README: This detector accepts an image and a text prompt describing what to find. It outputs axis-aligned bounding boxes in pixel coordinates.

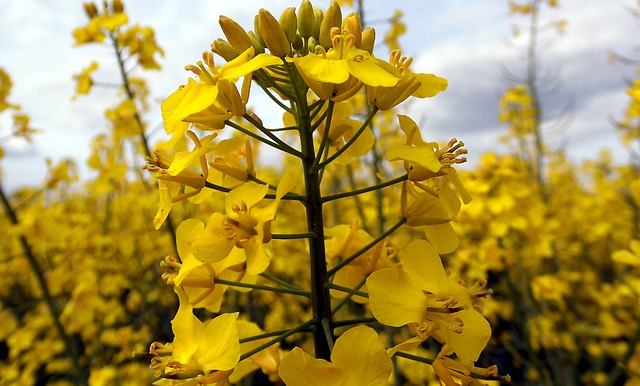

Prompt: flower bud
[319,2,341,49]
[112,0,124,13]
[279,7,298,44]
[361,27,375,54]
[219,16,253,53]
[313,9,323,41]
[342,13,362,49]
[298,0,314,40]
[258,8,291,57]
[253,15,266,47]
[292,34,304,51]
[211,38,239,62]
[247,31,265,53]
[83,2,98,18]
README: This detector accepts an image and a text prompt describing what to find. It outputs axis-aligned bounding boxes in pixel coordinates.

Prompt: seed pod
[298,0,314,39]
[319,2,341,49]
[279,7,298,44]
[219,16,253,53]
[258,8,291,57]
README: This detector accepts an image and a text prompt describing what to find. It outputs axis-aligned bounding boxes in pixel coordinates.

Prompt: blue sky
[0,0,637,190]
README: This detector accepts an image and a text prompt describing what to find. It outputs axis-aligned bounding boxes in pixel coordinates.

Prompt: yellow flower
[161,47,283,148]
[367,239,491,363]
[191,172,297,274]
[162,219,247,312]
[144,131,217,229]
[324,222,391,303]
[293,27,400,101]
[368,50,448,110]
[72,61,99,99]
[153,287,240,384]
[278,325,393,386]
[229,320,284,384]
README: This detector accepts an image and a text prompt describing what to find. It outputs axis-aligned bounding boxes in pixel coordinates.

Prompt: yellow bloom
[293,27,400,101]
[229,320,284,384]
[367,239,491,363]
[324,222,391,303]
[368,50,448,110]
[278,325,392,386]
[72,61,99,99]
[144,131,216,229]
[191,172,297,274]
[152,287,240,384]
[162,219,247,312]
[161,47,283,148]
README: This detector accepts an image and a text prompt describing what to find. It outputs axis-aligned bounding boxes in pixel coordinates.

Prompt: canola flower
[141,2,506,385]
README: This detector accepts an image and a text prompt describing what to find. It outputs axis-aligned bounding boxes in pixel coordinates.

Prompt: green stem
[214,278,310,298]
[0,184,87,385]
[331,277,366,315]
[312,100,335,170]
[327,217,406,277]
[243,113,304,158]
[225,120,289,153]
[322,173,408,203]
[259,273,304,291]
[287,60,334,361]
[333,317,377,328]
[319,106,379,169]
[326,283,369,298]
[239,328,292,344]
[204,180,306,202]
[239,319,316,361]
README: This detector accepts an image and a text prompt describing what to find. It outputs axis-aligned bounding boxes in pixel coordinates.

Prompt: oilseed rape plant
[142,1,505,384]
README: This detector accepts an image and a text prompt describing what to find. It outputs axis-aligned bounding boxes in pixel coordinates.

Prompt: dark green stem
[333,317,377,328]
[323,174,408,203]
[327,217,406,277]
[214,278,310,298]
[287,60,334,361]
[319,106,379,169]
[239,319,315,361]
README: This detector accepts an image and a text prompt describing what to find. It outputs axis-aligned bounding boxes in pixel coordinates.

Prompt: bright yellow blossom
[191,172,296,274]
[151,287,240,384]
[278,325,393,386]
[367,239,491,363]
[293,26,400,101]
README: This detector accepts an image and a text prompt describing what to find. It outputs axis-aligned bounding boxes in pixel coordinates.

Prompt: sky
[0,0,638,191]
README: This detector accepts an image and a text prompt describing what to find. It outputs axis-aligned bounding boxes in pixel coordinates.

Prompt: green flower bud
[313,9,323,42]
[253,15,266,48]
[319,2,341,49]
[361,27,375,54]
[279,7,298,44]
[258,8,291,57]
[247,31,265,54]
[219,16,253,53]
[211,38,239,61]
[298,0,315,39]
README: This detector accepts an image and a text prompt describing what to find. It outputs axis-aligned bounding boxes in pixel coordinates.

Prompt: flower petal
[367,265,426,327]
[400,240,450,296]
[196,312,241,372]
[331,326,393,386]
[279,347,343,386]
